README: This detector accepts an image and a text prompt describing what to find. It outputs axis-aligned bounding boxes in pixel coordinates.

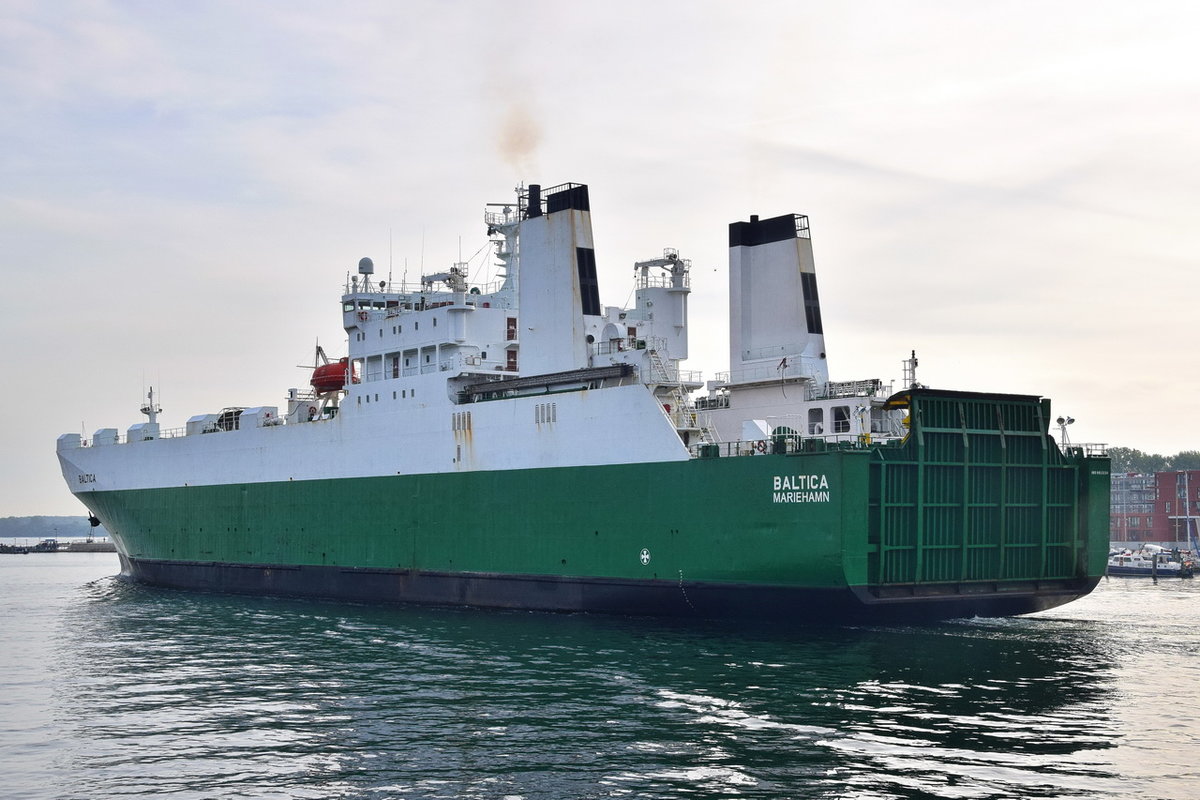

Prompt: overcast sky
[4,1,1198,517]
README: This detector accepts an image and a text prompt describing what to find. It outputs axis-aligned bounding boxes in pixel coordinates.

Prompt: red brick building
[1151,469,1200,546]
[1113,469,1200,547]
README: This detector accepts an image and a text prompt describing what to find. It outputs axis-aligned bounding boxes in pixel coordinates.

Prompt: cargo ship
[57,181,1110,622]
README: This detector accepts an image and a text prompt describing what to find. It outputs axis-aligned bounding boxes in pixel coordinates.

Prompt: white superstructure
[58,182,909,496]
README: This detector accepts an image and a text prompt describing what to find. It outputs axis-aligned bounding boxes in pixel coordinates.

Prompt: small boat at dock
[1107,546,1195,578]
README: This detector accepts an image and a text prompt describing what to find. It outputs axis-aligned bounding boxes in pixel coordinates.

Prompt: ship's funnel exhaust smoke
[498,103,541,175]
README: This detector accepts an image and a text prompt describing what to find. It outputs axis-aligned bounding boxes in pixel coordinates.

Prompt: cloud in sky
[3,1,1199,515]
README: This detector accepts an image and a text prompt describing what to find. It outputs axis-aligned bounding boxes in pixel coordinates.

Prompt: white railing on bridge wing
[635,274,690,290]
[591,338,641,355]
[714,363,813,385]
[345,286,507,318]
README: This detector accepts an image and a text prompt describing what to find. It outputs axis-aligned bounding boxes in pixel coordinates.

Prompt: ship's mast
[140,386,161,425]
[903,350,919,389]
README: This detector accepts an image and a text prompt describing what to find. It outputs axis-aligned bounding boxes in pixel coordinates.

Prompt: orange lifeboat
[311,358,353,393]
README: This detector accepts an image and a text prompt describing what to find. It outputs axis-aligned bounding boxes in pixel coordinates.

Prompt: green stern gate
[865,389,1109,598]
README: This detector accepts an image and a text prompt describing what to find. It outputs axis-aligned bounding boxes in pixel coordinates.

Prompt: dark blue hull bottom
[121,556,1101,624]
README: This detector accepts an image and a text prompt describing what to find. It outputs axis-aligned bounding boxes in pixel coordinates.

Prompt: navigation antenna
[903,350,920,389]
[140,386,162,425]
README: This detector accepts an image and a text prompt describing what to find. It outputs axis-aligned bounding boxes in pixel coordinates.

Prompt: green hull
[80,390,1110,621]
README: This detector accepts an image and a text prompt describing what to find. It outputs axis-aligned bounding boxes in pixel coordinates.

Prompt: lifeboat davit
[311,358,351,394]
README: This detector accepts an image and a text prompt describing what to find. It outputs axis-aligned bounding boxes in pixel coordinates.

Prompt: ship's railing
[814,379,888,399]
[764,408,905,440]
[485,208,520,228]
[346,288,508,321]
[591,336,697,380]
[361,354,510,382]
[689,433,888,459]
[591,337,643,355]
[69,425,190,448]
[1062,442,1108,457]
[693,394,730,411]
[635,274,690,290]
[664,405,707,431]
[714,362,818,386]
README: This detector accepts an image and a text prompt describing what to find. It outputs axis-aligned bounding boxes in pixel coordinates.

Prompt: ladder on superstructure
[647,347,716,444]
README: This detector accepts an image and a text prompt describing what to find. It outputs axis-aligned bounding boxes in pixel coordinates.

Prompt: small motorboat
[1108,546,1195,578]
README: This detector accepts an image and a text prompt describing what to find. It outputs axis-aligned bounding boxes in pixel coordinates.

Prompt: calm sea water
[2,553,1198,800]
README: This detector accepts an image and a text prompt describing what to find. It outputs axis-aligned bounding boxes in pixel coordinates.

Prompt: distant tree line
[1107,448,1200,474]
[0,515,107,540]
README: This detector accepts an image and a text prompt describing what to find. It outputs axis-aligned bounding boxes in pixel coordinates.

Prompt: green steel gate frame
[867,390,1104,589]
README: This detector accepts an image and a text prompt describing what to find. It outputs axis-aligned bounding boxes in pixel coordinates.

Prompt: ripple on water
[0,560,1193,798]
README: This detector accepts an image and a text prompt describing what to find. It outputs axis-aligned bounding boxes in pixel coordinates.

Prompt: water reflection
[42,578,1146,799]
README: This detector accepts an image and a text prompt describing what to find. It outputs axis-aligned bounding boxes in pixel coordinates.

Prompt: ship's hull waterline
[119,557,1100,623]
